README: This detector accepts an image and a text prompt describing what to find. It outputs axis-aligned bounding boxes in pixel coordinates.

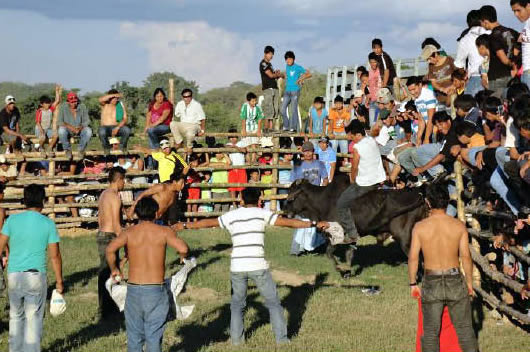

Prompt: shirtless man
[98,89,131,154]
[106,197,189,352]
[408,183,477,352]
[127,173,186,225]
[97,166,126,319]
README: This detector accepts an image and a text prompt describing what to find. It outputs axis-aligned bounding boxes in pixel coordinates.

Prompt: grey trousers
[336,183,378,239]
[262,88,280,120]
[421,274,478,352]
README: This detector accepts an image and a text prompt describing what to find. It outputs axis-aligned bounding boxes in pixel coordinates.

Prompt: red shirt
[149,101,173,126]
[35,106,55,123]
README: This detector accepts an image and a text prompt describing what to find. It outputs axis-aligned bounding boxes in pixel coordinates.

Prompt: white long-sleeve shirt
[174,99,206,124]
[454,26,491,76]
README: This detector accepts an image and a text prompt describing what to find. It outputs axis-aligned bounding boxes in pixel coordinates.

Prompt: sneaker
[342,236,358,245]
[289,129,296,133]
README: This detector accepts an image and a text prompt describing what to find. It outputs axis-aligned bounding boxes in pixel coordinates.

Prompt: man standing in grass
[0,184,64,352]
[408,184,477,352]
[106,197,189,352]
[97,166,126,320]
[173,188,328,346]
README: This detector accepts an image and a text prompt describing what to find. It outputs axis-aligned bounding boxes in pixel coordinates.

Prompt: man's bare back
[99,188,122,234]
[128,183,178,220]
[413,213,467,271]
[101,104,117,127]
[112,222,188,284]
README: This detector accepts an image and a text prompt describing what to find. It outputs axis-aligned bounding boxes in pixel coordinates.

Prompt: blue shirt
[2,211,60,273]
[290,160,328,186]
[310,107,328,134]
[285,63,306,92]
[316,147,336,177]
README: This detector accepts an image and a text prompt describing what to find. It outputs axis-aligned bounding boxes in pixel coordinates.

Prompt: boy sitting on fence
[35,85,61,153]
[226,128,247,209]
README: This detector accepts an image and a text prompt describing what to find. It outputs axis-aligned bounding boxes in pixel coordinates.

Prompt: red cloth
[228,168,247,192]
[148,101,173,126]
[415,299,462,352]
[187,174,201,200]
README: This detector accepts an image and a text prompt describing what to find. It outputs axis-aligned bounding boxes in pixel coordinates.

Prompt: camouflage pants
[262,88,280,120]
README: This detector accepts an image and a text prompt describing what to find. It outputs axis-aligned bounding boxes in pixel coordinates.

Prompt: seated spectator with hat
[0,155,17,183]
[315,137,337,182]
[58,91,93,159]
[0,95,29,153]
[98,89,131,154]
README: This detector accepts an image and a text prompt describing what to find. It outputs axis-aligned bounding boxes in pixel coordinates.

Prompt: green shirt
[240,103,264,133]
[2,211,60,273]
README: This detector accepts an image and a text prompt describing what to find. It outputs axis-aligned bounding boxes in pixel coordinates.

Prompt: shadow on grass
[346,241,406,277]
[43,316,125,352]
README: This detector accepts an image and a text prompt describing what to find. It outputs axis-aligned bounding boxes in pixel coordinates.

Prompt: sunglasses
[182,95,192,98]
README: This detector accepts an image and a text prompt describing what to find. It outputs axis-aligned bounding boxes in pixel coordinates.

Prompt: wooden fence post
[270,136,280,212]
[454,161,465,222]
[169,78,175,106]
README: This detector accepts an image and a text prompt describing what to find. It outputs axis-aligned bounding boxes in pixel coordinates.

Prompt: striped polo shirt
[218,207,278,272]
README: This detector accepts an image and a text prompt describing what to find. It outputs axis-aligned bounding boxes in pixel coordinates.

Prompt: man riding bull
[337,120,386,245]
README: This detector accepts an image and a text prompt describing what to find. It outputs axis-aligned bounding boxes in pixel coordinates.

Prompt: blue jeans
[413,143,444,177]
[281,91,300,131]
[495,147,510,171]
[58,126,93,151]
[125,284,169,352]
[467,146,487,167]
[8,271,47,352]
[146,125,171,149]
[99,125,131,151]
[490,166,520,215]
[34,126,54,139]
[522,71,530,88]
[397,147,417,174]
[464,75,482,97]
[369,102,379,127]
[230,270,288,345]
[331,132,349,154]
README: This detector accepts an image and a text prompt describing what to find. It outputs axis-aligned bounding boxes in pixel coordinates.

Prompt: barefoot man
[106,197,189,352]
[127,173,186,225]
[408,183,478,352]
[97,166,126,320]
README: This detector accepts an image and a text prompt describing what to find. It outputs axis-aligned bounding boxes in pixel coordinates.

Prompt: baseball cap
[4,95,15,105]
[66,92,78,101]
[301,141,314,152]
[353,90,363,99]
[421,45,438,61]
[159,139,171,149]
[318,136,330,144]
[109,137,120,145]
[0,155,8,164]
[377,88,393,104]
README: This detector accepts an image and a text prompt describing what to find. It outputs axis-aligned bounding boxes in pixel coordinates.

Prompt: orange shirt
[328,109,351,133]
[469,133,485,148]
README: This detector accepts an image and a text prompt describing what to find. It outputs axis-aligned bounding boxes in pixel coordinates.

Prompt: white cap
[0,155,7,164]
[4,95,15,105]
[159,139,171,149]
[353,90,363,99]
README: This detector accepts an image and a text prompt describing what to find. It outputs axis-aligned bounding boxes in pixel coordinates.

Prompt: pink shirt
[368,68,382,103]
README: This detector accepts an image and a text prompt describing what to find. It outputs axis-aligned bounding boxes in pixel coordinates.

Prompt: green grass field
[0,228,528,352]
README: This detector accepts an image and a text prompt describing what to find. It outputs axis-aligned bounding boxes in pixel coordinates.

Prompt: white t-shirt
[454,26,490,76]
[0,165,17,178]
[218,207,278,272]
[353,136,386,187]
[375,125,395,146]
[504,116,520,148]
[522,19,530,71]
[174,99,206,124]
[226,141,246,166]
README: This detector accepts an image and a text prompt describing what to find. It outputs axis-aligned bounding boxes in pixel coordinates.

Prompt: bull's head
[283,179,311,218]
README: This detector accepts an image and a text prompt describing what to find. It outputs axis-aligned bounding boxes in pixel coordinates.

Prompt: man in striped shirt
[173,188,328,346]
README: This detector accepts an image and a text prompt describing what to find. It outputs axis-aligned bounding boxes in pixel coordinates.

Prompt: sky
[0,0,521,93]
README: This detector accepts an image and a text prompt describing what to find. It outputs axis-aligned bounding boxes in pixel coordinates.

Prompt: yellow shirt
[152,151,188,182]
[469,133,485,148]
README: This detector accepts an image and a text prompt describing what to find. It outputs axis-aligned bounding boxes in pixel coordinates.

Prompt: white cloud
[120,21,256,91]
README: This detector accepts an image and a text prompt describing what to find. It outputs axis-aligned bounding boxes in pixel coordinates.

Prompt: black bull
[282,174,427,276]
